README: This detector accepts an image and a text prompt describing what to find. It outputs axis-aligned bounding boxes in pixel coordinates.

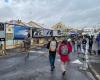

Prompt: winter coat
[58,42,72,62]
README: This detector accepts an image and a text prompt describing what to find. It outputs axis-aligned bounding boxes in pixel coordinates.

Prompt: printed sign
[32,28,43,37]
[14,25,30,40]
[0,23,5,41]
[43,29,53,37]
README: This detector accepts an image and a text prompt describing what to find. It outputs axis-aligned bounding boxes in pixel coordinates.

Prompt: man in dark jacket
[82,37,87,53]
[88,36,93,55]
[97,33,100,55]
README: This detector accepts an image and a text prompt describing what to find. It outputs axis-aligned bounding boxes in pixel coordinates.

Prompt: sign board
[0,23,5,41]
[32,28,44,38]
[53,30,58,36]
[14,25,30,40]
[57,30,63,36]
[43,29,53,37]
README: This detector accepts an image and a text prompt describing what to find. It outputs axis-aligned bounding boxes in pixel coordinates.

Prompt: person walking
[58,38,72,76]
[72,38,76,53]
[47,37,58,71]
[92,36,98,55]
[77,38,81,56]
[88,35,93,55]
[23,32,31,55]
[97,33,100,55]
[82,36,87,53]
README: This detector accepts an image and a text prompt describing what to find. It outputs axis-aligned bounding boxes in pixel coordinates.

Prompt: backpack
[49,41,57,51]
[82,39,87,44]
[61,45,69,55]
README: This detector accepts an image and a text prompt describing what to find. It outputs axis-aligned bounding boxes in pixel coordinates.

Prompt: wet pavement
[88,55,100,79]
[0,48,95,80]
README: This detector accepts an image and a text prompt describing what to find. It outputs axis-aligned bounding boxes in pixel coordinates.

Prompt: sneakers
[51,68,54,71]
[62,71,66,76]
[51,66,55,71]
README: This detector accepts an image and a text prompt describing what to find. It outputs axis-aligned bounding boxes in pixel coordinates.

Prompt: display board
[53,30,63,36]
[0,23,5,41]
[14,25,30,40]
[53,30,58,36]
[43,29,53,37]
[32,28,44,38]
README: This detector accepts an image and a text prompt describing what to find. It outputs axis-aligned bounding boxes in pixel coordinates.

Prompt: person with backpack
[47,37,58,71]
[58,38,72,76]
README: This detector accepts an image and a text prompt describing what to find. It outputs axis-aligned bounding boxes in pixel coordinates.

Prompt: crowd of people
[47,33,100,76]
[22,31,100,76]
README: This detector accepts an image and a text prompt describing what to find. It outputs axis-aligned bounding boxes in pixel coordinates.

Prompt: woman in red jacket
[58,39,72,76]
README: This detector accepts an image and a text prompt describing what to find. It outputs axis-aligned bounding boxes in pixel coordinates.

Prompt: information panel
[43,29,53,37]
[32,28,44,38]
[0,23,5,41]
[14,25,30,40]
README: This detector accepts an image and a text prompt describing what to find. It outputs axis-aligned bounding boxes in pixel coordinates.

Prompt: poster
[53,30,58,36]
[6,33,13,40]
[14,25,30,40]
[57,30,63,36]
[53,30,63,36]
[0,23,5,41]
[43,29,53,37]
[32,28,43,38]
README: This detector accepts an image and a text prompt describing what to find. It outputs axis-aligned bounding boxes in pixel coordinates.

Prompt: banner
[43,29,53,37]
[57,30,63,36]
[14,25,30,40]
[32,28,43,38]
[53,30,58,36]
[0,23,5,41]
[53,30,63,36]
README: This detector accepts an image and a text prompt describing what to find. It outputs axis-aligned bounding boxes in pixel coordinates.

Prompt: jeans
[49,53,56,67]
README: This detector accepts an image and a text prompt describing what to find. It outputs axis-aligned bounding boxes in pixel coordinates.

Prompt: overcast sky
[0,0,100,28]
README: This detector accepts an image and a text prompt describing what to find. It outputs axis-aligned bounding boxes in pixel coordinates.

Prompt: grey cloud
[0,6,14,18]
[0,0,100,28]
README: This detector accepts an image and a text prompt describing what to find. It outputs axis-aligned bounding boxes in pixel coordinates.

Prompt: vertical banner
[14,25,30,40]
[6,24,14,49]
[0,23,5,41]
[6,24,13,40]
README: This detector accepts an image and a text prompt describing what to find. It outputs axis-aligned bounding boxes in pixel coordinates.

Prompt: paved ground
[88,55,100,80]
[0,47,96,80]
